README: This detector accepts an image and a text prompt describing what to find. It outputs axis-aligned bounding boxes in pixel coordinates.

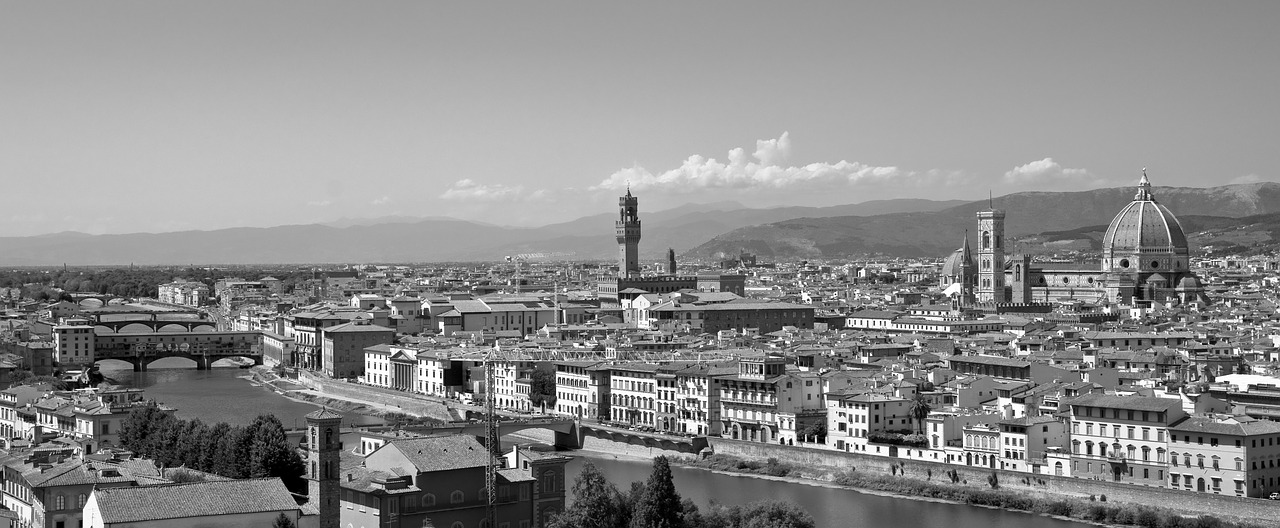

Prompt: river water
[102,362,1089,528]
[98,358,383,429]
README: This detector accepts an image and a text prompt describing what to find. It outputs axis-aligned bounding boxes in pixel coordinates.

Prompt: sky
[2,1,1278,236]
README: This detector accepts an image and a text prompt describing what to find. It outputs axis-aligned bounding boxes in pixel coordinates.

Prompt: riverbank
[673,452,1266,528]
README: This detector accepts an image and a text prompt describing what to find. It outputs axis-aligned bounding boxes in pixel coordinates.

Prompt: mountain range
[0,198,966,265]
[684,182,1280,259]
[1,183,1276,265]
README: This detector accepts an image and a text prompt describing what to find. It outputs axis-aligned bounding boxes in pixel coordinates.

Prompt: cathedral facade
[940,174,1208,307]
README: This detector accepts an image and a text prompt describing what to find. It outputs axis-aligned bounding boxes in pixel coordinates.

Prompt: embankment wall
[297,371,453,421]
[709,438,1280,521]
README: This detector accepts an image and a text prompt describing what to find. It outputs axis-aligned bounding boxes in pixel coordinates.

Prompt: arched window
[423,493,436,507]
[78,493,86,509]
[55,494,65,510]
[983,232,990,249]
[451,490,464,504]
[451,523,465,528]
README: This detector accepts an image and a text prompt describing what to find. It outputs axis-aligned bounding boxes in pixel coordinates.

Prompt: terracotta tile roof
[91,478,298,524]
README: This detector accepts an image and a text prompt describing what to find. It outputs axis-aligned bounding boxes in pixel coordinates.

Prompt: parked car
[1269,492,1280,500]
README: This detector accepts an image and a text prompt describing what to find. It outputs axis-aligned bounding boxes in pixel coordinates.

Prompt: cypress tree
[549,461,629,528]
[631,456,684,528]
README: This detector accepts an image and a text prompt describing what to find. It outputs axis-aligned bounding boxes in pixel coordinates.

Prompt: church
[940,173,1208,307]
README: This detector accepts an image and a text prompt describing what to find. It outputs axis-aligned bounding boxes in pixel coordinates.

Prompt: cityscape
[3,3,1280,528]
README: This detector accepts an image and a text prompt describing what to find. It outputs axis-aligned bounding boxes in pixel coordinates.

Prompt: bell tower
[976,209,1006,303]
[616,189,641,278]
[306,408,343,528]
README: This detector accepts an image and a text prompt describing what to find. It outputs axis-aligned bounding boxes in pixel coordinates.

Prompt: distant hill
[0,197,965,265]
[686,182,1280,260]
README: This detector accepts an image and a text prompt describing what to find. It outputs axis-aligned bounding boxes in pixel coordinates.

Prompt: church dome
[940,235,973,278]
[1102,172,1190,272]
[941,248,967,277]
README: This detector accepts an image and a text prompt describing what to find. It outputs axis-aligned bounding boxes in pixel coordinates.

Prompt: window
[56,494,65,510]
[451,490,464,504]
[78,493,86,509]
[423,493,436,507]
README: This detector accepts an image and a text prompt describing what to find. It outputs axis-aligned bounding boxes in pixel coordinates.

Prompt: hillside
[0,197,964,265]
[686,182,1280,260]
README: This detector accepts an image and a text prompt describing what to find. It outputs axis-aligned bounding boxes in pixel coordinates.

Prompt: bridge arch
[118,322,156,333]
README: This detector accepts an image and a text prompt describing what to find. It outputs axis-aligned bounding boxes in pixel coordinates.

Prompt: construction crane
[484,348,499,528]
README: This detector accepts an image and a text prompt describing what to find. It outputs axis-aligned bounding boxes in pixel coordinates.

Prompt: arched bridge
[93,331,263,371]
[82,307,216,334]
[389,417,585,449]
[354,417,707,453]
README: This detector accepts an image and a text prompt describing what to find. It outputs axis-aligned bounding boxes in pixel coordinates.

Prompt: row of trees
[549,457,815,528]
[118,404,306,495]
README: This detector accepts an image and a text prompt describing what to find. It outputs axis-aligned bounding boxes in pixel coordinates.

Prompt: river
[102,362,1089,528]
[98,358,384,430]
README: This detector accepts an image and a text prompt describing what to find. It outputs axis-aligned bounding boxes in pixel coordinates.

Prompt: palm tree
[909,396,932,435]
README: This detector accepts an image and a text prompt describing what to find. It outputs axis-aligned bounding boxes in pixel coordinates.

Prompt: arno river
[102,361,1090,528]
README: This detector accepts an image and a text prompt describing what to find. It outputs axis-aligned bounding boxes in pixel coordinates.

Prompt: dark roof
[91,478,298,523]
[1066,394,1183,413]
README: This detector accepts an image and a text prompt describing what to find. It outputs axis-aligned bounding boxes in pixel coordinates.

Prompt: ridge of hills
[685,182,1280,260]
[0,198,965,266]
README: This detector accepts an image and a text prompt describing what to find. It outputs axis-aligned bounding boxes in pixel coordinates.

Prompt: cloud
[306,200,332,207]
[1002,158,1101,187]
[440,179,548,202]
[591,132,959,193]
[370,196,392,205]
[1229,174,1263,184]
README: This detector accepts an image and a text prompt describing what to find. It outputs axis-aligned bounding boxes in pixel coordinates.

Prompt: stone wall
[516,428,687,460]
[298,371,453,421]
[709,438,1280,521]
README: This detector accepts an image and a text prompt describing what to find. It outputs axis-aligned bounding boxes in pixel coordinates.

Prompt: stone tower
[976,209,1007,303]
[306,407,343,528]
[616,189,641,278]
[667,248,677,274]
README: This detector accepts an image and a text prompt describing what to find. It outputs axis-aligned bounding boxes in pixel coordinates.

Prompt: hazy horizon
[4,2,1278,236]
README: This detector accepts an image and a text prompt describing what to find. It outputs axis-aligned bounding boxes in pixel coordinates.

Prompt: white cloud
[370,196,392,205]
[591,132,959,193]
[1229,173,1263,184]
[306,200,332,207]
[440,179,548,202]
[1002,158,1101,187]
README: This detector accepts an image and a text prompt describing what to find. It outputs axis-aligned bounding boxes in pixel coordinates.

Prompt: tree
[738,501,815,528]
[272,512,296,528]
[909,396,932,435]
[249,415,307,496]
[548,461,629,528]
[631,456,685,528]
[702,500,815,528]
[798,422,826,444]
[528,367,557,413]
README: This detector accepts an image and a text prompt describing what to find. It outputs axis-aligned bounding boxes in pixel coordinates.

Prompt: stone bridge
[82,307,216,334]
[93,331,263,371]
[390,417,585,449]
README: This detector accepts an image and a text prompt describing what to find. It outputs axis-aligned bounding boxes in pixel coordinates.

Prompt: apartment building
[553,361,602,419]
[608,364,659,427]
[1066,394,1185,487]
[1167,414,1280,497]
